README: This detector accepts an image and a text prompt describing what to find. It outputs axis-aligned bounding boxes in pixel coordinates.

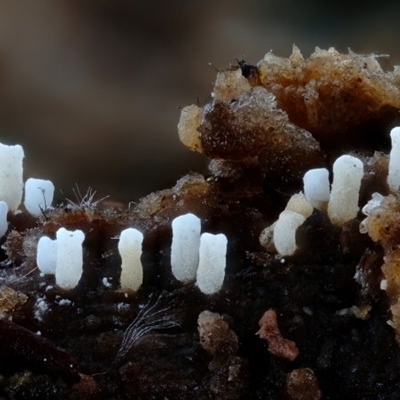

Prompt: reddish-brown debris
[256,309,299,361]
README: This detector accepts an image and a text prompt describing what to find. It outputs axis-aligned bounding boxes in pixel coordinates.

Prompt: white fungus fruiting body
[196,233,228,295]
[0,201,8,238]
[388,127,400,191]
[273,210,306,256]
[24,178,55,216]
[118,228,144,292]
[327,155,364,225]
[36,236,58,275]
[171,213,201,283]
[303,168,330,210]
[0,143,24,212]
[55,228,85,290]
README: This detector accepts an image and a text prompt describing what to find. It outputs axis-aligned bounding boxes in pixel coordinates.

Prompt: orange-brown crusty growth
[359,193,400,340]
[178,46,400,194]
[199,87,325,193]
[257,46,400,154]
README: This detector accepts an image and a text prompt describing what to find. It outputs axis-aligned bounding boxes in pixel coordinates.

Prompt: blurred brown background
[0,1,399,204]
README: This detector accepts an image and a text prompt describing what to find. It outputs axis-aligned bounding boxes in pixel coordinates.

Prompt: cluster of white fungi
[0,142,228,294]
[260,127,400,257]
[2,127,400,293]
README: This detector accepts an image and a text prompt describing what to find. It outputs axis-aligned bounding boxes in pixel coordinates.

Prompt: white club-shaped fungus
[388,127,400,192]
[303,168,330,210]
[24,178,55,217]
[118,228,144,292]
[196,232,227,295]
[0,201,8,238]
[273,210,306,256]
[171,213,201,283]
[55,228,85,290]
[327,155,364,226]
[36,236,58,275]
[0,143,24,212]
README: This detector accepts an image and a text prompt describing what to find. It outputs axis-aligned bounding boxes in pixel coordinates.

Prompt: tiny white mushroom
[196,233,227,295]
[273,210,305,256]
[303,168,330,210]
[118,228,144,292]
[171,213,201,283]
[388,127,400,192]
[327,155,364,225]
[0,143,24,212]
[36,236,58,275]
[55,228,85,290]
[24,178,55,217]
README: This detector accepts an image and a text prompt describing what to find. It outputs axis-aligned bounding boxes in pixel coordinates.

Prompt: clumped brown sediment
[1,46,400,398]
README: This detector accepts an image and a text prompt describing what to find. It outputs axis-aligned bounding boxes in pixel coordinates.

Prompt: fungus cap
[303,168,330,210]
[24,178,55,217]
[37,236,57,275]
[0,143,24,212]
[55,228,85,290]
[327,155,364,225]
[273,210,305,256]
[171,213,201,283]
[118,228,144,292]
[196,232,227,295]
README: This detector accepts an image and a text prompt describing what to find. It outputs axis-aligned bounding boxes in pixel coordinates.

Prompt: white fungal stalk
[36,236,58,275]
[303,168,330,210]
[24,178,55,216]
[0,143,24,212]
[196,233,228,295]
[55,228,85,290]
[171,213,201,283]
[118,228,144,292]
[327,155,364,225]
[261,193,312,254]
[388,127,400,191]
[273,210,306,256]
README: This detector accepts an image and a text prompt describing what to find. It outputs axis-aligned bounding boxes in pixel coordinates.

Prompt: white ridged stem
[327,155,364,225]
[0,143,24,212]
[196,233,227,295]
[24,178,55,216]
[119,228,144,292]
[55,228,84,290]
[37,236,58,275]
[303,168,330,210]
[273,210,305,256]
[171,213,201,283]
